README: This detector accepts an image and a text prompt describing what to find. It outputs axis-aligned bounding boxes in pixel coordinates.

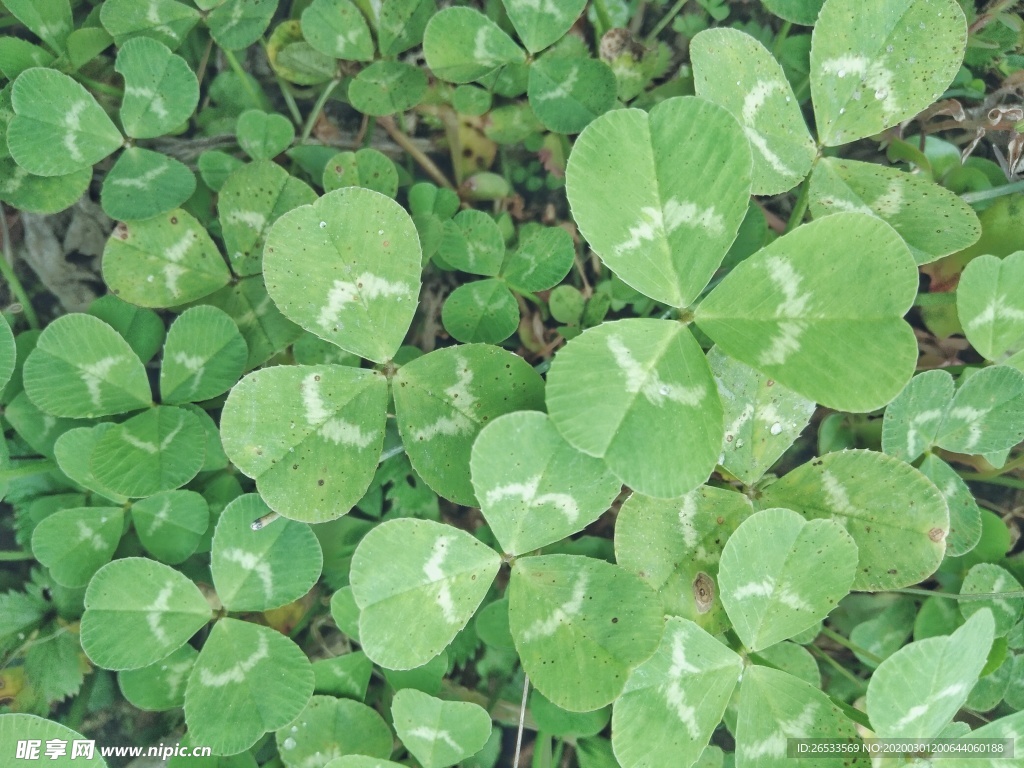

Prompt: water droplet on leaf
[770,422,783,435]
[319,221,326,228]
[282,738,296,750]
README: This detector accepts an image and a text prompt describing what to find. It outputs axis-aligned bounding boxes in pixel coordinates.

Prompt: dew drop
[289,422,295,429]
[147,275,154,282]
[886,45,894,53]
[735,439,744,448]
[852,90,861,100]
[319,221,326,228]
[735,80,741,86]
[378,229,384,235]
[282,738,296,750]
[770,422,783,436]
[874,88,888,100]
[291,726,298,733]
[785,96,791,102]
[161,665,167,670]
[659,384,670,396]
[837,69,846,78]
[839,108,846,115]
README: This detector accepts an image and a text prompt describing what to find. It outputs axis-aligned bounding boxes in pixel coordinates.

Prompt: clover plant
[2,1,1024,767]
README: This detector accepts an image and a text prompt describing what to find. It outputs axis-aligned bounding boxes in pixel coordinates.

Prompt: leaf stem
[881,586,1024,601]
[222,48,261,105]
[786,177,811,232]
[512,674,530,768]
[74,75,123,98]
[960,179,1024,204]
[0,459,57,482]
[958,472,1024,489]
[807,643,867,691]
[378,116,455,189]
[301,79,341,143]
[0,550,35,561]
[0,209,40,329]
[275,74,303,127]
[645,0,688,44]
[820,625,883,664]
[772,20,792,58]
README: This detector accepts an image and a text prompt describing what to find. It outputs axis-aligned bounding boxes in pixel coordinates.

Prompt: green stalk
[645,0,689,44]
[820,625,883,664]
[807,643,867,692]
[301,79,342,143]
[772,20,792,58]
[960,179,1024,204]
[886,586,1024,601]
[0,550,36,561]
[786,177,811,231]
[275,74,303,127]
[222,48,261,104]
[0,460,58,482]
[958,472,1024,490]
[1,204,40,329]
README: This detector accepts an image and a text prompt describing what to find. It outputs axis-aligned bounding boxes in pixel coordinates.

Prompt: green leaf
[810,0,967,146]
[501,0,584,53]
[221,364,387,523]
[207,0,279,50]
[54,425,129,503]
[90,406,206,497]
[441,279,519,344]
[101,147,196,220]
[471,411,621,555]
[312,651,372,699]
[118,643,198,711]
[957,251,1024,363]
[960,564,1023,637]
[758,450,949,591]
[0,157,92,215]
[0,38,54,80]
[116,36,199,139]
[184,617,314,755]
[322,149,399,197]
[198,150,244,192]
[614,486,754,635]
[509,554,663,712]
[300,0,374,61]
[132,490,209,564]
[438,209,504,277]
[100,0,200,49]
[236,109,295,160]
[695,213,918,412]
[530,690,609,738]
[917,454,982,559]
[565,97,752,307]
[349,61,428,116]
[378,0,434,57]
[501,226,574,293]
[809,157,981,265]
[218,159,318,276]
[326,759,407,768]
[393,344,545,506]
[423,6,525,84]
[0,314,13,391]
[719,507,857,651]
[762,0,824,25]
[350,518,500,669]
[66,27,114,71]
[708,347,815,486]
[881,369,953,462]
[212,494,323,611]
[8,68,122,176]
[102,208,231,308]
[160,306,247,404]
[691,28,815,195]
[546,319,722,499]
[735,664,868,767]
[866,609,994,738]
[263,187,421,363]
[80,557,211,670]
[89,294,166,364]
[391,689,491,768]
[23,313,151,418]
[5,391,79,458]
[0,715,108,767]
[935,366,1024,454]
[611,618,742,768]
[32,506,124,587]
[204,277,303,369]
[849,598,916,669]
[277,696,393,767]
[528,54,617,134]
[1,0,73,52]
